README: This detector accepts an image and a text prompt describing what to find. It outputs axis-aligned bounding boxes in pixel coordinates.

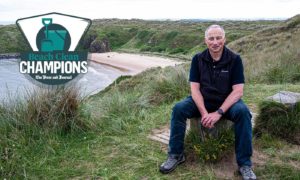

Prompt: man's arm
[202,83,244,128]
[190,82,208,117]
[219,83,244,113]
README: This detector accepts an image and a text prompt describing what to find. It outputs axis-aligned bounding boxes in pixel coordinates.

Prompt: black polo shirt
[189,47,245,108]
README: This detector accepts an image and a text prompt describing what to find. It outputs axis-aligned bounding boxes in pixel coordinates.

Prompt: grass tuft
[254,101,300,144]
[144,65,190,105]
[0,86,94,178]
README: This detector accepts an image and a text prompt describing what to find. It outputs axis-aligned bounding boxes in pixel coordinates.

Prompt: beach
[89,52,183,75]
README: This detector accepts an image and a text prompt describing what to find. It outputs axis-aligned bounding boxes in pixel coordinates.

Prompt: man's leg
[168,96,200,156]
[224,99,256,180]
[224,99,253,166]
[160,96,199,173]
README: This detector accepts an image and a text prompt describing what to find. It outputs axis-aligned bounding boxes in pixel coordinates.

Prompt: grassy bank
[228,15,300,83]
[0,87,94,178]
[1,63,300,179]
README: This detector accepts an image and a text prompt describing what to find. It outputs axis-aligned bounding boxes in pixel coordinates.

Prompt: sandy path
[88,52,183,75]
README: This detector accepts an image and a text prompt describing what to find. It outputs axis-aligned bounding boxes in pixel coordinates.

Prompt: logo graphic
[16,12,92,85]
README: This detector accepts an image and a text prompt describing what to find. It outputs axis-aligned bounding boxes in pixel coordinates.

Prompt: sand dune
[89,52,183,75]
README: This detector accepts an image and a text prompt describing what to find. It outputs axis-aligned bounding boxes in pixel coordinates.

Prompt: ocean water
[0,59,125,102]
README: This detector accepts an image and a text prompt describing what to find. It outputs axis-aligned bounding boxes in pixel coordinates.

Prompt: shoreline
[0,53,20,59]
[0,51,184,75]
[88,52,183,75]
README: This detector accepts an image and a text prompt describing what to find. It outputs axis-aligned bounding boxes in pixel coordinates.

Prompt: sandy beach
[89,52,183,75]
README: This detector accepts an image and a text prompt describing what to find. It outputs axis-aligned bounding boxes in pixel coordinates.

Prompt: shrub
[0,87,92,134]
[97,90,143,135]
[0,87,93,178]
[145,66,189,105]
[169,47,187,54]
[254,101,300,144]
[185,124,234,162]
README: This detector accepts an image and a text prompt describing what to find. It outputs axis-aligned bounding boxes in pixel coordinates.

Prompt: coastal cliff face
[89,38,111,53]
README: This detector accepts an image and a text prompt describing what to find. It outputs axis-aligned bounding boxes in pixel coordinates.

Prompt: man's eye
[216,36,223,40]
[208,37,215,41]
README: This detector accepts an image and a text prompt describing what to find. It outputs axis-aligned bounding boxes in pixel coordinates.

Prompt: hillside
[0,19,278,55]
[0,25,29,53]
[228,15,300,83]
[86,19,277,56]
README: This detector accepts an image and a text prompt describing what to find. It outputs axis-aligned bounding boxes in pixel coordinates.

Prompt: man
[159,25,256,180]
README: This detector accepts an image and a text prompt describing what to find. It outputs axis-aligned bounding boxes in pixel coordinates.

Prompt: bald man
[159,25,256,180]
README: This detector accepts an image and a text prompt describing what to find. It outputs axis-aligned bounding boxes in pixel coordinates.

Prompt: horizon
[0,0,299,23]
[0,16,290,25]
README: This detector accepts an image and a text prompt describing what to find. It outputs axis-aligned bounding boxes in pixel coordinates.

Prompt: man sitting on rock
[159,24,256,180]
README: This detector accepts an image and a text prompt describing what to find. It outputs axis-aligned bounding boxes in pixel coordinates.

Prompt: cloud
[0,0,299,21]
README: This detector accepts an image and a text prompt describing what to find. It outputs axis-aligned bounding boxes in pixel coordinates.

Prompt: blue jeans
[168,96,253,167]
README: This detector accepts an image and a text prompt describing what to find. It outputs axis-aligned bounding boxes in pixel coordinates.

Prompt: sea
[0,58,125,103]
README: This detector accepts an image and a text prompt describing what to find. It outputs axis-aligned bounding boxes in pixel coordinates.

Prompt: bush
[97,90,145,135]
[145,66,189,105]
[0,87,92,134]
[254,101,300,144]
[265,63,300,84]
[0,87,93,178]
[185,124,234,162]
[169,47,187,54]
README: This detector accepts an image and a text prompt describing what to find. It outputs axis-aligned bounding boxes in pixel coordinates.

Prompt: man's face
[205,27,226,54]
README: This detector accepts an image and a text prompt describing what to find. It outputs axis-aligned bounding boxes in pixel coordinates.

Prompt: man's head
[204,25,226,54]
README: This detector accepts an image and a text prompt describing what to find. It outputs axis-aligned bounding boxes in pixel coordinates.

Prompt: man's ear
[204,38,208,46]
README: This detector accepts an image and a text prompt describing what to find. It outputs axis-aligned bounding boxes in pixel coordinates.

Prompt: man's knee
[229,101,252,120]
[172,102,185,115]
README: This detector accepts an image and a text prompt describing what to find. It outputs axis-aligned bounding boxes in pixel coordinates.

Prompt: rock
[89,38,111,53]
[266,91,300,105]
[82,33,97,49]
[0,53,20,59]
[190,118,233,142]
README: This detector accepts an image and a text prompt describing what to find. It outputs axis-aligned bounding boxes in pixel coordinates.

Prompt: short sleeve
[231,55,245,85]
[189,54,200,83]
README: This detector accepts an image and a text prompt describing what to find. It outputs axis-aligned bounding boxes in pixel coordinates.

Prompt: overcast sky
[0,0,299,22]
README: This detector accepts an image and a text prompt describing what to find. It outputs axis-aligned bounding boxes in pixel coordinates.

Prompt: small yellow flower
[212,154,217,160]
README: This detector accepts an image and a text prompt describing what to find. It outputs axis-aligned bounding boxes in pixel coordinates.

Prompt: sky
[0,0,300,23]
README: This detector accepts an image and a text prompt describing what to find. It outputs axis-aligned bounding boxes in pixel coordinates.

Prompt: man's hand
[201,112,222,128]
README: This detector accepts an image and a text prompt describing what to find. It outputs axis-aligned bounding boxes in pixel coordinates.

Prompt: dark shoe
[159,154,186,174]
[239,165,257,180]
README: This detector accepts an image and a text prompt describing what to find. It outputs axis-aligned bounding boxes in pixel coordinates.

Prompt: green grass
[1,64,300,178]
[0,87,94,178]
[185,127,234,163]
[0,18,279,54]
[0,25,29,53]
[1,16,300,179]
[255,164,300,179]
[228,15,300,84]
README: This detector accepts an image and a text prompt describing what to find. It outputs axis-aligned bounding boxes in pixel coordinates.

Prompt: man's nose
[212,39,218,44]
